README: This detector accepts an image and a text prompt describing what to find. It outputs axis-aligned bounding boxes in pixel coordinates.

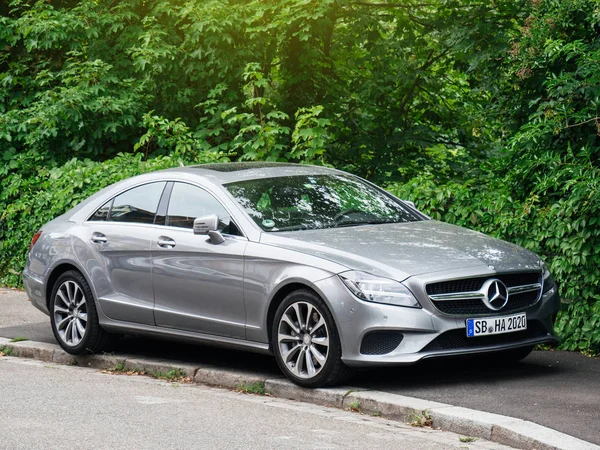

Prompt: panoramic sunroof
[191,162,297,172]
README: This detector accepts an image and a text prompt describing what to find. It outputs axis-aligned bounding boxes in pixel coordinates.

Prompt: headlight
[339,271,421,308]
[540,260,556,294]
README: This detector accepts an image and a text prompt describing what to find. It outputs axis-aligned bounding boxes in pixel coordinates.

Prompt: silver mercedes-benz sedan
[23,162,560,387]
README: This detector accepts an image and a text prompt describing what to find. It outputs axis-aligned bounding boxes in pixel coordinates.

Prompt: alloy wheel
[277,301,330,379]
[53,280,88,347]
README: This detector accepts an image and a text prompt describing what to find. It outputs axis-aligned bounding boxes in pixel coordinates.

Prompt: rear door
[151,182,248,338]
[83,181,168,325]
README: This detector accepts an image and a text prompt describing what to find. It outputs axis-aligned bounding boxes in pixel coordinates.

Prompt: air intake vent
[360,331,404,355]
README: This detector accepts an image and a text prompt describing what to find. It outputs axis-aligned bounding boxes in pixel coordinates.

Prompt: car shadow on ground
[358,354,567,390]
[114,335,565,389]
[115,335,280,375]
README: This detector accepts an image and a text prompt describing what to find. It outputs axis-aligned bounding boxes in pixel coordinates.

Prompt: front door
[152,182,248,339]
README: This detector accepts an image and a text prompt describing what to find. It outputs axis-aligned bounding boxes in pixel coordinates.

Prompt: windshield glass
[224,174,421,232]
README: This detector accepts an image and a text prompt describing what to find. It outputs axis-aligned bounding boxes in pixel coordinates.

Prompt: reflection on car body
[23,162,560,387]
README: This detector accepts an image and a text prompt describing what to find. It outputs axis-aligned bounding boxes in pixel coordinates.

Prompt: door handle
[157,236,176,248]
[91,232,107,244]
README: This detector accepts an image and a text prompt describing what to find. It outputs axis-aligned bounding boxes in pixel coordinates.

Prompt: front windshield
[224,174,421,232]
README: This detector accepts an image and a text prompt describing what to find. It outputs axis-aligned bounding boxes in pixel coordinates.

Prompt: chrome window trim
[84,179,248,239]
[81,221,249,241]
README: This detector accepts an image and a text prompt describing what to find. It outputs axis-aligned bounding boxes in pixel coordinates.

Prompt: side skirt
[100,320,272,355]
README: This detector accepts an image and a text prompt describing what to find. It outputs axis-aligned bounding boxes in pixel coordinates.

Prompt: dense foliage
[392,0,600,353]
[1,0,598,353]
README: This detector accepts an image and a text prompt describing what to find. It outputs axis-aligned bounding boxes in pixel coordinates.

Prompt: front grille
[420,320,548,353]
[360,331,404,355]
[426,272,541,316]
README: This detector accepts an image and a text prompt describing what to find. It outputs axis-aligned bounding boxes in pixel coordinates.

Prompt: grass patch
[113,362,127,372]
[408,410,432,427]
[152,368,189,382]
[348,399,361,413]
[535,344,555,351]
[235,381,266,395]
[581,348,599,357]
[459,436,477,443]
[103,364,191,383]
[0,345,15,357]
[9,337,28,343]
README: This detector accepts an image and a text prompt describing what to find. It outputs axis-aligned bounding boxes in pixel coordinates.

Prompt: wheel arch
[45,262,92,311]
[266,279,338,350]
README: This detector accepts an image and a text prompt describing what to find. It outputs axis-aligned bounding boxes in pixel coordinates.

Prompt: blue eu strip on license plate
[466,312,527,337]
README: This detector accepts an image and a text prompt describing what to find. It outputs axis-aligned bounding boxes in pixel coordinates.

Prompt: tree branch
[565,117,600,129]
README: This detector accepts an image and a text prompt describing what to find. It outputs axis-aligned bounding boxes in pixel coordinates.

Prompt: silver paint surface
[22,163,560,366]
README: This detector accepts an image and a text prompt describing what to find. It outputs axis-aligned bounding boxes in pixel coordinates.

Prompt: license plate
[466,313,527,337]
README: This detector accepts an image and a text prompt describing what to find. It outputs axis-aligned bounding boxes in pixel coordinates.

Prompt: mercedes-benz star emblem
[480,278,509,311]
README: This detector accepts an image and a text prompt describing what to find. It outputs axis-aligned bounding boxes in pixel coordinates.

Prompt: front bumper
[315,276,560,367]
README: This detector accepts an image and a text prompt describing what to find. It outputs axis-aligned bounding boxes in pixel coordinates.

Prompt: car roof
[63,162,346,227]
[159,162,343,185]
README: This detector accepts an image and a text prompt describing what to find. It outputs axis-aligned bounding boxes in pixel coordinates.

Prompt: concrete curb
[1,337,597,450]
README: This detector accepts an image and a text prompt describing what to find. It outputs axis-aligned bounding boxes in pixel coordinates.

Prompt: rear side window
[88,200,112,221]
[91,182,166,224]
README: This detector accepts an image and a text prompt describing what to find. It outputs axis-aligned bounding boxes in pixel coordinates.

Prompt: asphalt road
[2,287,599,445]
[0,358,512,450]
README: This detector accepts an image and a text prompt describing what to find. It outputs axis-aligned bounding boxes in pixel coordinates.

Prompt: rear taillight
[30,230,42,251]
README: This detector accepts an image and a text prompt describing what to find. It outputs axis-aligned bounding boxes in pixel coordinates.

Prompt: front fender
[242,241,344,343]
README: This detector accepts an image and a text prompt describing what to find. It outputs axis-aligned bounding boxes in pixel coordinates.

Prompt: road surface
[0,357,512,450]
[1,287,598,445]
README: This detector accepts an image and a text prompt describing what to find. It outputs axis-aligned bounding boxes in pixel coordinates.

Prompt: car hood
[259,220,541,280]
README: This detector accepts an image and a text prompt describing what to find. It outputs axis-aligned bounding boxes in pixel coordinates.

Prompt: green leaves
[289,106,330,161]
[1,0,516,173]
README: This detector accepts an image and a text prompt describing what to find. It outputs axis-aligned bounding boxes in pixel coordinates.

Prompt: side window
[89,200,112,221]
[166,183,240,235]
[108,182,166,224]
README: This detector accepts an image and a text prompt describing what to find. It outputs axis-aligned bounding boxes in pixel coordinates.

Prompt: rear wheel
[272,289,353,388]
[50,270,111,354]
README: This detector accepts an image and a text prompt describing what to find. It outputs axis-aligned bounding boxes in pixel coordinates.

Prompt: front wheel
[272,289,353,388]
[50,270,111,354]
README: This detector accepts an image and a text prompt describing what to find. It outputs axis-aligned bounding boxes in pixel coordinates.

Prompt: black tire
[49,270,112,354]
[272,289,353,388]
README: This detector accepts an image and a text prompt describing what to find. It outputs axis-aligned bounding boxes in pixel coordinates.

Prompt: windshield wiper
[333,219,397,228]
[270,224,309,232]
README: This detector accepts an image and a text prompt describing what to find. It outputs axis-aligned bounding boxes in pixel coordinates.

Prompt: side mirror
[193,215,225,245]
[193,215,218,235]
